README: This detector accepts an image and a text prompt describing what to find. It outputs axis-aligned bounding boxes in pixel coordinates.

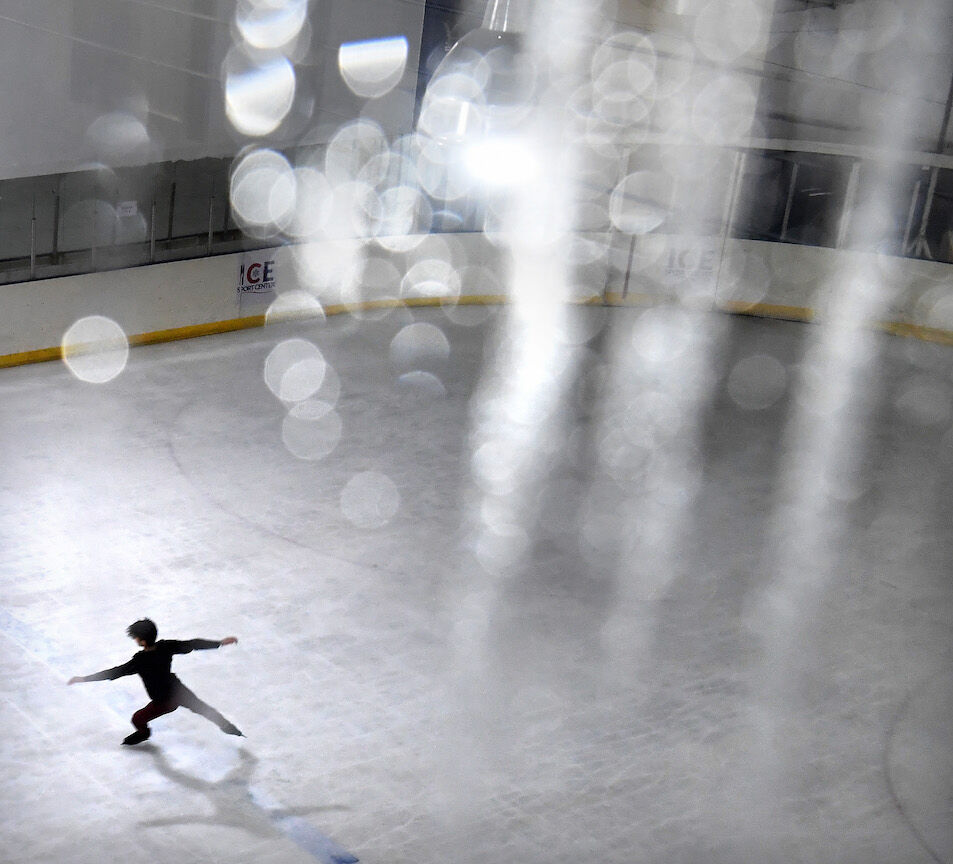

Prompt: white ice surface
[1,306,951,864]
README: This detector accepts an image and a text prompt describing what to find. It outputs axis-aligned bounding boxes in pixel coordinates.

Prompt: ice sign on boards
[239,258,276,294]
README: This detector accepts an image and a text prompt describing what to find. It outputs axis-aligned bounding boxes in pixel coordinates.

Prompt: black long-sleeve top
[82,639,221,700]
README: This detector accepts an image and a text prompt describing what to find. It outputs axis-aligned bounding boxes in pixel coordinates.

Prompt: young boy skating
[68,618,244,745]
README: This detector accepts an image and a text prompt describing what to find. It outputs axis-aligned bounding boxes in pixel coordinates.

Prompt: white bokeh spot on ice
[390,322,451,371]
[727,354,788,411]
[61,316,130,384]
[398,370,448,399]
[281,399,342,460]
[264,339,327,402]
[340,471,400,529]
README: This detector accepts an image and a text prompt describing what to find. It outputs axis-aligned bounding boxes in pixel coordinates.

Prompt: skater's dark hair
[127,618,157,645]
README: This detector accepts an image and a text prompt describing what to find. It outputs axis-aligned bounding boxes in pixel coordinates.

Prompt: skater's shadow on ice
[134,744,349,837]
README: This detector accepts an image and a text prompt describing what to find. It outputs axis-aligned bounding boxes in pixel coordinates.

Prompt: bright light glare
[465,137,539,187]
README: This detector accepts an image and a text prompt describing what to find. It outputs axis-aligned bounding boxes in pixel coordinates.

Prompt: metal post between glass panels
[712,149,747,305]
[902,176,923,255]
[51,181,61,262]
[167,181,176,243]
[835,160,860,249]
[780,161,798,241]
[30,192,36,279]
[150,198,157,262]
[207,193,214,255]
[908,166,939,259]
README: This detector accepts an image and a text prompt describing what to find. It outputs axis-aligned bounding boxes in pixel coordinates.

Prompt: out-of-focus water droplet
[632,307,697,364]
[474,522,530,574]
[86,112,151,162]
[230,149,296,233]
[471,438,522,496]
[442,268,499,325]
[264,338,326,402]
[285,167,332,239]
[236,0,307,50]
[693,75,757,143]
[62,316,129,384]
[61,199,117,249]
[593,31,657,88]
[398,370,447,399]
[727,354,787,411]
[322,180,378,239]
[224,48,296,136]
[293,239,364,292]
[654,43,694,98]
[718,249,772,308]
[418,72,487,143]
[325,120,389,186]
[339,257,400,318]
[609,172,672,235]
[265,289,325,325]
[401,259,461,302]
[390,322,451,371]
[694,0,763,63]
[792,23,856,77]
[416,136,472,201]
[282,399,342,460]
[340,471,400,528]
[374,185,433,251]
[338,36,408,98]
[896,378,952,426]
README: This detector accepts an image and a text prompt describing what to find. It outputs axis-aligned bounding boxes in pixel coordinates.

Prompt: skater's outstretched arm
[67,659,135,685]
[165,637,239,655]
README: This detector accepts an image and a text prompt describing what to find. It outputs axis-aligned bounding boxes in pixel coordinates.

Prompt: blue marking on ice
[249,786,360,864]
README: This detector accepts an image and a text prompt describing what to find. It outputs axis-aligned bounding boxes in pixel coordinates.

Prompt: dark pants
[131,683,233,732]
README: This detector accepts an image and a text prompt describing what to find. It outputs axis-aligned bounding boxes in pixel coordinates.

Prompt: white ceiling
[0,0,427,180]
[0,0,950,182]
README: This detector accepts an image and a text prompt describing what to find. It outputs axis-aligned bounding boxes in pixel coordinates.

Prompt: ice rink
[1,303,952,864]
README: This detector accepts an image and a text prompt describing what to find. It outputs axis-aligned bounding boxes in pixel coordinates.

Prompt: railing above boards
[1,140,951,287]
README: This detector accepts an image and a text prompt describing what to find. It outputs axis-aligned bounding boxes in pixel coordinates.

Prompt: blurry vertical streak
[454,0,599,665]
[749,0,942,811]
[438,0,602,837]
[598,0,776,674]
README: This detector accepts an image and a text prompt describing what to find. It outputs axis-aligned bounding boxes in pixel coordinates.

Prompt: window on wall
[732,152,791,243]
[907,166,953,265]
[780,153,852,248]
[732,150,852,249]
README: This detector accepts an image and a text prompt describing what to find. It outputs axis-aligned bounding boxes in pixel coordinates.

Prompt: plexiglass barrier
[0,142,951,288]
